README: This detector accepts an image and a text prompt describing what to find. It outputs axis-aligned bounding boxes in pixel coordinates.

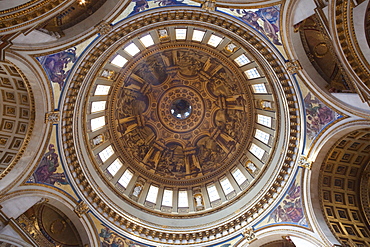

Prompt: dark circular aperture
[170,99,192,119]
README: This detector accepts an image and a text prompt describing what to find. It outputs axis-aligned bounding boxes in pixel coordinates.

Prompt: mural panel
[255,168,309,229]
[37,36,96,107]
[27,125,78,199]
[217,6,283,52]
[37,47,77,90]
[297,80,342,150]
[304,92,338,140]
[113,0,201,23]
[98,225,151,247]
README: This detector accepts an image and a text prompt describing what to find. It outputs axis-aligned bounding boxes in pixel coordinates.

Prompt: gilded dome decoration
[60,8,301,245]
[2,0,369,246]
[109,44,253,183]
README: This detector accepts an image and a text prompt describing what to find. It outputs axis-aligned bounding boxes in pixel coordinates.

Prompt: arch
[281,0,370,118]
[0,234,32,247]
[304,119,370,246]
[0,186,99,247]
[10,0,127,52]
[236,226,324,247]
[0,54,51,195]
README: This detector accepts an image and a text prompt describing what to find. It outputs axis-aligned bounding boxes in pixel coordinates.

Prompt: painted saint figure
[33,144,68,186]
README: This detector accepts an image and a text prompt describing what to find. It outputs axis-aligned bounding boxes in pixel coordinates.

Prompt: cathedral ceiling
[299,15,353,93]
[60,7,301,245]
[0,61,33,177]
[39,0,107,35]
[16,202,83,247]
[320,128,370,246]
[0,1,369,247]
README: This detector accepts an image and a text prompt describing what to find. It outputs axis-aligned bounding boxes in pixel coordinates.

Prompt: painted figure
[41,47,77,89]
[304,92,335,139]
[99,225,147,247]
[33,144,68,186]
[131,0,185,14]
[232,6,282,45]
[267,181,306,225]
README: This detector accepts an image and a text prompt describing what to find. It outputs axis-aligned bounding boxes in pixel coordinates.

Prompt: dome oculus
[170,99,192,119]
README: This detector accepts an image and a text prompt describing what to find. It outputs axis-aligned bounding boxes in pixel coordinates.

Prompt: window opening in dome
[257,114,272,127]
[124,43,140,56]
[245,68,260,79]
[107,159,123,176]
[255,129,270,144]
[192,30,205,42]
[94,85,111,95]
[91,116,105,131]
[140,34,154,47]
[178,190,189,207]
[250,143,265,160]
[231,168,247,186]
[146,185,159,203]
[162,189,173,207]
[118,169,133,188]
[207,184,220,202]
[99,145,114,162]
[111,55,127,67]
[175,29,187,40]
[234,54,250,66]
[220,177,234,195]
[91,101,106,113]
[208,34,223,47]
[252,83,267,93]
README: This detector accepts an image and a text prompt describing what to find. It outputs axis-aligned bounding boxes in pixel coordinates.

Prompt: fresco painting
[30,143,68,186]
[295,77,341,150]
[304,92,338,141]
[38,47,77,90]
[28,126,68,187]
[27,126,78,198]
[112,0,200,21]
[255,168,308,229]
[37,36,96,107]
[99,225,150,247]
[131,0,187,14]
[218,6,282,47]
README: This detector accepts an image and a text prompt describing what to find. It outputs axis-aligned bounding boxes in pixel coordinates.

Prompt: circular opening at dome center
[170,99,192,119]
